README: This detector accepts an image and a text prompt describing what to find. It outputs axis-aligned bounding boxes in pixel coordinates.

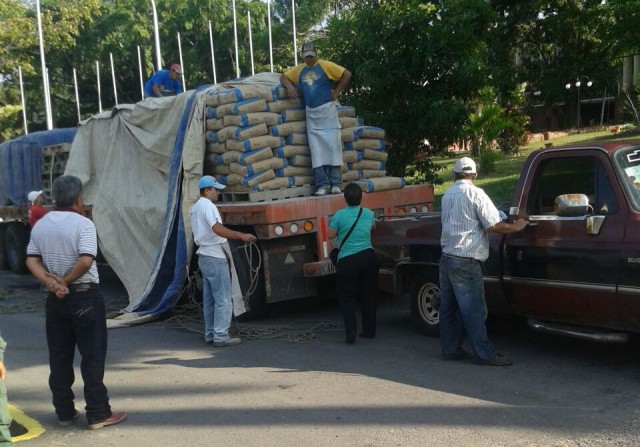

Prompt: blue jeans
[46,288,112,425]
[438,255,495,361]
[198,255,232,343]
[314,166,342,189]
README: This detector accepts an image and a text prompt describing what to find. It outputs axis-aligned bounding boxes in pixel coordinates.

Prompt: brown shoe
[87,412,127,430]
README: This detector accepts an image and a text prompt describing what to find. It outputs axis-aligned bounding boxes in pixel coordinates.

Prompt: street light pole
[565,76,593,134]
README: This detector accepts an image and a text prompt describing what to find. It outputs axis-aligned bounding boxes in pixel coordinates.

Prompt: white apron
[306,101,342,167]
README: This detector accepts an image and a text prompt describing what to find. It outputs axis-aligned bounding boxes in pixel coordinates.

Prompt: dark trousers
[45,288,112,424]
[336,248,379,340]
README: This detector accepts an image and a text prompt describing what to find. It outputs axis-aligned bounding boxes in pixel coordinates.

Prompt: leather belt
[68,283,98,293]
[442,253,476,261]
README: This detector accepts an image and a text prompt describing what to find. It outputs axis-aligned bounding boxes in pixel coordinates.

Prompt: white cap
[28,190,43,204]
[453,157,476,175]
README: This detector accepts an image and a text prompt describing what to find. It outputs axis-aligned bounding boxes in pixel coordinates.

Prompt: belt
[68,283,98,293]
[442,253,477,261]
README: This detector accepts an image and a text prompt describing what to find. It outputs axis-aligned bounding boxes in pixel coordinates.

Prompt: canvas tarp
[64,73,281,327]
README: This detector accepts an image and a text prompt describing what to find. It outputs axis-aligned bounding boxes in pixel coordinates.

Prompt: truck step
[527,319,630,343]
[219,185,316,203]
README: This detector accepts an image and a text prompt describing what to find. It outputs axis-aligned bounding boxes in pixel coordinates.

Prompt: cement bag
[342,170,361,183]
[344,139,385,151]
[216,85,274,104]
[348,160,386,170]
[205,91,222,107]
[233,123,268,141]
[215,88,245,105]
[291,175,316,186]
[224,112,282,127]
[219,151,241,164]
[361,170,387,179]
[272,84,301,100]
[233,98,268,114]
[242,169,276,187]
[237,147,273,165]
[274,145,310,158]
[341,164,349,173]
[206,142,227,154]
[226,135,286,152]
[355,177,405,192]
[287,132,308,145]
[219,173,244,186]
[206,106,226,119]
[207,165,230,175]
[361,149,388,161]
[270,121,307,137]
[337,106,356,117]
[288,155,312,167]
[215,126,239,143]
[342,150,362,163]
[205,131,219,143]
[252,177,293,191]
[231,157,287,177]
[356,126,386,139]
[341,127,362,142]
[275,166,314,177]
[206,118,225,131]
[339,117,363,128]
[267,98,304,113]
[281,108,306,122]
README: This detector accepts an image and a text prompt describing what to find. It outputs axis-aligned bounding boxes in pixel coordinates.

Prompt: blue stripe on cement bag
[205,106,219,119]
[205,131,218,143]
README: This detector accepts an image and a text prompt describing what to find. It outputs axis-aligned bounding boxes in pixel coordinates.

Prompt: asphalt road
[1,267,639,447]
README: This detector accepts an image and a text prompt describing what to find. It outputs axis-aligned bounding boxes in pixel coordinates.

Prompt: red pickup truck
[372,142,640,342]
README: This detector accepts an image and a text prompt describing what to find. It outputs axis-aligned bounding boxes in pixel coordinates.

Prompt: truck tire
[229,238,266,321]
[0,225,7,270]
[6,223,30,274]
[409,269,440,337]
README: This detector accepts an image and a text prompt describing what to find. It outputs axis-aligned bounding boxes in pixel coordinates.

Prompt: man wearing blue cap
[190,175,257,346]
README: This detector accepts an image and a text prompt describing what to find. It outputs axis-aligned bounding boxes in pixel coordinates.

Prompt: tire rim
[418,282,439,325]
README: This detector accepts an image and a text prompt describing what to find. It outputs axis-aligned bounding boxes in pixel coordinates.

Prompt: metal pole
[577,83,581,134]
[600,86,607,126]
[292,0,298,66]
[267,0,273,72]
[36,0,53,130]
[137,46,145,100]
[73,68,81,123]
[232,0,240,78]
[248,11,255,76]
[208,20,217,84]
[150,0,162,71]
[18,66,28,134]
[110,52,118,105]
[96,61,103,113]
[177,32,186,89]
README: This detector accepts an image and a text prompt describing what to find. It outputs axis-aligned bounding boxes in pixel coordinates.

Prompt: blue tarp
[0,128,77,206]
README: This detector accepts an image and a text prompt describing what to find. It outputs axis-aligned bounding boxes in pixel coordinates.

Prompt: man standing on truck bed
[439,157,527,366]
[144,64,183,98]
[280,41,352,196]
[28,190,47,228]
[191,175,257,347]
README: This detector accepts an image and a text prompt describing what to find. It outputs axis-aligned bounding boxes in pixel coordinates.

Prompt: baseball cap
[198,175,226,190]
[301,41,317,58]
[171,64,183,74]
[28,190,43,204]
[453,157,477,174]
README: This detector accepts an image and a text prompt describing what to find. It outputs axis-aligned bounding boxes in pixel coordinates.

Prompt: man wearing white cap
[143,64,183,98]
[190,175,257,347]
[27,190,47,228]
[439,157,527,366]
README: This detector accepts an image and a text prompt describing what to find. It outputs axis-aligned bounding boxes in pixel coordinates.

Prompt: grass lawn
[429,128,640,210]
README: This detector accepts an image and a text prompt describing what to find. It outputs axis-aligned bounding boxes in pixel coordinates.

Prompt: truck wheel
[409,270,440,337]
[229,238,266,321]
[6,223,30,274]
[0,225,7,270]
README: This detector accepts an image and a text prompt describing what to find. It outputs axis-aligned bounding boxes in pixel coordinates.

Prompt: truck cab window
[613,147,640,211]
[528,156,618,215]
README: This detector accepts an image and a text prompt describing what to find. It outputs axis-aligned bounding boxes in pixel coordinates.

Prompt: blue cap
[198,175,226,190]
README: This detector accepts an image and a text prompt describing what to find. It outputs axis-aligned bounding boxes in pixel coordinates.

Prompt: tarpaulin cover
[0,128,76,206]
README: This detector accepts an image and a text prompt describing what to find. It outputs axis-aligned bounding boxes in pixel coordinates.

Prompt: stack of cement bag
[202,81,404,194]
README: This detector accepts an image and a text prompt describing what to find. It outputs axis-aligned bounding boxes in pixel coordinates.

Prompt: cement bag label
[344,139,385,151]
[224,112,283,127]
[361,149,388,161]
[206,142,226,154]
[206,118,225,131]
[270,121,307,137]
[286,132,308,145]
[226,135,286,152]
[337,106,356,117]
[273,145,310,158]
[281,108,306,122]
[267,98,304,113]
[238,147,273,165]
[231,157,286,177]
[275,166,314,177]
[348,160,386,170]
[288,155,312,167]
[234,123,268,141]
[339,117,363,128]
[241,169,276,187]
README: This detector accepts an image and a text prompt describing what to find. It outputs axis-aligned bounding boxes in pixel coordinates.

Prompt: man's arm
[331,69,352,101]
[488,219,528,234]
[280,73,298,99]
[26,256,69,298]
[152,84,162,97]
[212,223,257,243]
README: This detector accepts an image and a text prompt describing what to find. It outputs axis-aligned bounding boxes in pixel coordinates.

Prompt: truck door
[503,150,627,330]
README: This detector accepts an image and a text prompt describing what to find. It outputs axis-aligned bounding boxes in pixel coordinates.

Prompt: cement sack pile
[201,78,403,195]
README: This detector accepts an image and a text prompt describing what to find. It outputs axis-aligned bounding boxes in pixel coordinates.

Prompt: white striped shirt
[27,211,99,284]
[440,179,502,261]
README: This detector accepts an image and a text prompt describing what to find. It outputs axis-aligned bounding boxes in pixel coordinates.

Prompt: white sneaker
[331,186,342,194]
[314,188,329,196]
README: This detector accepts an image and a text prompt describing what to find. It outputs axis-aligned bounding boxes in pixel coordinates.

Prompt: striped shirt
[27,211,99,284]
[440,179,502,261]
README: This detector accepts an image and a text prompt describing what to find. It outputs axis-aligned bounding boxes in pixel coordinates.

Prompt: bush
[478,149,503,175]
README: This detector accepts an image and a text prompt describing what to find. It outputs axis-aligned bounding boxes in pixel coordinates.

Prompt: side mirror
[554,194,592,217]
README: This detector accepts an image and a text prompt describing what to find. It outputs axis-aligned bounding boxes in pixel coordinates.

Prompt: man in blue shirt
[144,64,183,98]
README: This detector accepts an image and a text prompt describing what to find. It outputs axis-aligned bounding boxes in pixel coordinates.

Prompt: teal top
[329,206,375,260]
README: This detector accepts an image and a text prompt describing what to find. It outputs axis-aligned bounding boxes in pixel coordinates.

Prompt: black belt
[442,253,476,261]
[68,283,98,293]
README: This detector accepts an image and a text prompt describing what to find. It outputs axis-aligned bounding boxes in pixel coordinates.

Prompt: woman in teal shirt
[328,183,379,343]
